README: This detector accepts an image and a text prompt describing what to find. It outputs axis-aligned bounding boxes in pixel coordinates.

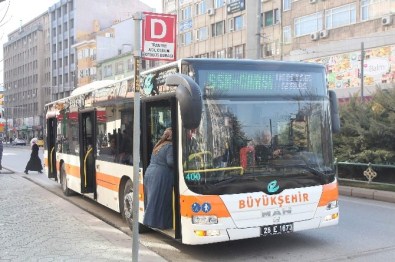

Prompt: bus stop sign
[142,12,177,61]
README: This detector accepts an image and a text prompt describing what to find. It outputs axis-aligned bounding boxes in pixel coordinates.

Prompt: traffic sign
[142,12,177,61]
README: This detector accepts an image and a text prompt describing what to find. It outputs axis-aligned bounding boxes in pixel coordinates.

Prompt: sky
[0,0,162,85]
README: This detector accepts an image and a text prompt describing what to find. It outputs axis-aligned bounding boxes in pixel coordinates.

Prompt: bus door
[46,117,57,180]
[78,110,97,197]
[141,96,180,238]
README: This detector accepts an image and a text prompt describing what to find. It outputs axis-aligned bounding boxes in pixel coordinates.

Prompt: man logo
[267,180,279,193]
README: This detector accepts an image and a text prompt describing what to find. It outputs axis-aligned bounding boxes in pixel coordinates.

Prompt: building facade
[3,12,51,140]
[50,0,153,99]
[166,0,395,98]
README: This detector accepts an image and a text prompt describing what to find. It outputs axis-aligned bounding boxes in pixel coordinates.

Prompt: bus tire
[122,179,150,233]
[60,163,72,196]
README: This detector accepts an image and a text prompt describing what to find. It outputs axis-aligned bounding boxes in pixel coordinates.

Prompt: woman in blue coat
[143,127,174,229]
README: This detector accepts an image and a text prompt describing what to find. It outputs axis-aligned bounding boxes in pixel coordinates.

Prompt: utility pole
[360,42,365,102]
[132,12,142,262]
[256,1,262,59]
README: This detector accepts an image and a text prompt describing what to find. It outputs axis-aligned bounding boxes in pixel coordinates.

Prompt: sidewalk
[0,170,166,262]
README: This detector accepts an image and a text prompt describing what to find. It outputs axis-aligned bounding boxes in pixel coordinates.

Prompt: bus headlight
[192,215,218,225]
[326,200,338,210]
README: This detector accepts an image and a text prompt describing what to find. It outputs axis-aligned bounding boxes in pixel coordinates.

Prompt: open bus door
[78,110,97,198]
[46,117,57,180]
[141,96,180,239]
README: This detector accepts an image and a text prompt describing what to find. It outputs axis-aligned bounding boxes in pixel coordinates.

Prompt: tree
[333,85,395,164]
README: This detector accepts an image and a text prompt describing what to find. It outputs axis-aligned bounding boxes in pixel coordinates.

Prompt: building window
[115,61,124,75]
[283,0,291,11]
[214,0,224,8]
[181,31,193,45]
[264,9,280,26]
[63,4,68,15]
[294,12,323,37]
[326,3,356,29]
[127,59,133,72]
[227,47,233,58]
[196,26,208,41]
[195,1,206,16]
[211,20,225,37]
[90,67,96,76]
[65,73,69,83]
[263,42,278,57]
[283,26,291,44]
[52,76,57,85]
[216,49,226,58]
[234,44,244,59]
[180,6,192,20]
[361,0,389,21]
[104,65,113,77]
[234,15,244,31]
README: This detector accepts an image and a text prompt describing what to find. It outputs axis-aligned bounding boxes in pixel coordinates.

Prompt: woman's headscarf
[152,127,172,155]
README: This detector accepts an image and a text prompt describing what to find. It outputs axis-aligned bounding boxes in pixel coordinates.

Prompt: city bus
[43,58,340,245]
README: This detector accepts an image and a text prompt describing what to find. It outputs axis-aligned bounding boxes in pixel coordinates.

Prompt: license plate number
[261,223,293,236]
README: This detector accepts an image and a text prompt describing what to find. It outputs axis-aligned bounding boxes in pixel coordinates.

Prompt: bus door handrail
[50,146,55,173]
[83,147,93,187]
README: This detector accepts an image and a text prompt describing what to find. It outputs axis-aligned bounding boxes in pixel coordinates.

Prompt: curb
[339,186,395,204]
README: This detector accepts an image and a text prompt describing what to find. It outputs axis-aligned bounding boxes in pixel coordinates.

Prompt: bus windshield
[181,63,335,195]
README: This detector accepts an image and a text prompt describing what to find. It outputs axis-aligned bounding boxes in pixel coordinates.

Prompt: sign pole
[132,12,142,262]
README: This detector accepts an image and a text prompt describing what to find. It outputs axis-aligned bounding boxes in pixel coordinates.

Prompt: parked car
[12,138,27,146]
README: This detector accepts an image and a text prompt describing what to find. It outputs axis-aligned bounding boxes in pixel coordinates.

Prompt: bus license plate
[261,223,294,236]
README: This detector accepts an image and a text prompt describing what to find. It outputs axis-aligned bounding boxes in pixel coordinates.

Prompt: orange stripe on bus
[66,164,80,178]
[96,172,121,192]
[139,184,144,201]
[318,182,339,207]
[58,162,124,193]
[180,195,230,218]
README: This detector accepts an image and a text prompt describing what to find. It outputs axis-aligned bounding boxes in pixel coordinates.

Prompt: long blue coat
[143,143,174,229]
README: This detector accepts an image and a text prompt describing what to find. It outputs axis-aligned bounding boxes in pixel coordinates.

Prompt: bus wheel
[60,164,72,196]
[122,179,150,233]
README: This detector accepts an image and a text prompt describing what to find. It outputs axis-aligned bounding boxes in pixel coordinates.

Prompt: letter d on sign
[151,19,167,39]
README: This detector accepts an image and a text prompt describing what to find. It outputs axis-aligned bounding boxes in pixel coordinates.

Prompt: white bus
[44,58,340,245]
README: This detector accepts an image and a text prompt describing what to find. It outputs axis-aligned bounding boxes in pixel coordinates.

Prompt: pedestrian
[0,138,3,170]
[143,127,174,229]
[24,139,43,174]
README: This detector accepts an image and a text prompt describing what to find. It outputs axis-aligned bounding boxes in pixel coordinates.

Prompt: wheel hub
[124,193,133,220]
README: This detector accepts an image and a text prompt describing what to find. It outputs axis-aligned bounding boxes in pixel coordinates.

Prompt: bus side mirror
[166,73,202,129]
[329,90,341,133]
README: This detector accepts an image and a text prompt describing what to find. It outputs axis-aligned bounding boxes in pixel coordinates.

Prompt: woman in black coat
[24,141,43,174]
